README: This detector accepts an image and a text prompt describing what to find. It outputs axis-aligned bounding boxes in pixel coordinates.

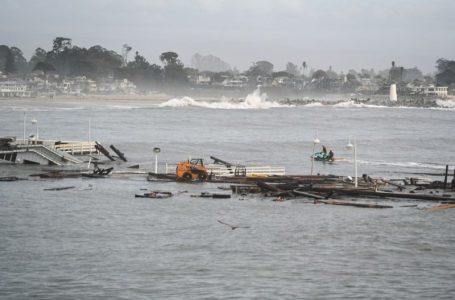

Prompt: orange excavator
[176,158,209,181]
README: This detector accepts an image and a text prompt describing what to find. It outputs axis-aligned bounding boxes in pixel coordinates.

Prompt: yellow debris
[425,204,455,212]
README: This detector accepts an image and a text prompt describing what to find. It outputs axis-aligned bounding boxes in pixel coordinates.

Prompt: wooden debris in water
[44,186,75,191]
[217,220,250,230]
[191,192,231,199]
[95,142,115,161]
[0,176,24,181]
[315,199,393,209]
[135,191,173,198]
[110,145,127,162]
[425,203,455,212]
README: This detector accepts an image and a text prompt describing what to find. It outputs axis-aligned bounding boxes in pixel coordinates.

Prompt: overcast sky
[1,0,454,73]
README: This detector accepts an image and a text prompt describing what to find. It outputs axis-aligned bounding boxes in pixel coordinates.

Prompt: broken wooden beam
[257,181,295,197]
[0,176,24,181]
[257,181,282,192]
[425,203,455,212]
[95,142,115,161]
[44,186,75,191]
[316,199,393,209]
[292,190,325,199]
[191,192,231,199]
[300,186,453,202]
[380,178,406,191]
[110,145,127,162]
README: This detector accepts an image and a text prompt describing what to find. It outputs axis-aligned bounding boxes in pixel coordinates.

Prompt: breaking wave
[303,102,324,107]
[333,100,388,109]
[159,89,293,109]
[359,160,448,170]
[436,99,455,109]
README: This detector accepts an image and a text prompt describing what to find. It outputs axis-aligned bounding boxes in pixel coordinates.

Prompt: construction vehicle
[176,158,209,181]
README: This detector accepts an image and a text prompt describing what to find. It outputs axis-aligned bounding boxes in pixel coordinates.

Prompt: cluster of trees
[243,61,308,80]
[436,58,455,87]
[2,37,453,92]
[0,45,28,74]
[0,37,189,88]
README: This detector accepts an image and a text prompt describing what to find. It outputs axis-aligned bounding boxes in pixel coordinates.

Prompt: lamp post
[346,137,358,187]
[88,118,91,154]
[31,118,38,143]
[311,136,320,175]
[23,113,26,144]
[153,147,161,174]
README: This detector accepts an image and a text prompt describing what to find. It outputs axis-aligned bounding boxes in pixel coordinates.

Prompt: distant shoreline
[0,93,453,105]
[0,93,235,103]
[0,94,170,102]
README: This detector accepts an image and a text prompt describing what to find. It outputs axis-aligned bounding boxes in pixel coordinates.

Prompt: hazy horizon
[1,0,454,74]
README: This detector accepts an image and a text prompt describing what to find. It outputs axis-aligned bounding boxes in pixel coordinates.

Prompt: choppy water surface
[1,96,455,299]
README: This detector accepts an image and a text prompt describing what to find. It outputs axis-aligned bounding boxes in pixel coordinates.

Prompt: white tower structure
[389,84,398,102]
[122,44,132,67]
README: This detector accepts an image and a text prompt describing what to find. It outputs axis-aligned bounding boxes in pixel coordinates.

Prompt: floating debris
[81,163,113,178]
[0,176,25,181]
[315,199,393,209]
[44,186,75,191]
[425,204,455,212]
[217,220,250,230]
[110,145,127,162]
[191,192,231,199]
[135,191,173,198]
[95,142,115,161]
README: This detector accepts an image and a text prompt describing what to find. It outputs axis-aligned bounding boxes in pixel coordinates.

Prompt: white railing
[15,139,99,156]
[208,165,285,177]
[164,163,176,174]
[41,145,82,164]
[14,144,82,165]
[163,163,285,177]
[53,142,98,155]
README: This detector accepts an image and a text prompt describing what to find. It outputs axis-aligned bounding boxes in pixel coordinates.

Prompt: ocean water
[1,93,455,299]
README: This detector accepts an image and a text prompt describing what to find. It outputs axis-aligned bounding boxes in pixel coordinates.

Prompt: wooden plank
[292,190,325,199]
[316,199,393,208]
[301,186,453,201]
[95,142,115,161]
[425,204,455,212]
[110,145,127,162]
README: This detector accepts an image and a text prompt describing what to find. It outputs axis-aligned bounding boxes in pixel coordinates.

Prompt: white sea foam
[436,99,455,109]
[333,100,388,109]
[159,89,293,109]
[359,160,447,170]
[109,105,140,110]
[303,102,324,107]
[333,101,359,108]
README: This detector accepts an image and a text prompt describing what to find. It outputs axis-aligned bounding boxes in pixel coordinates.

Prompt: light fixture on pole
[31,118,38,143]
[311,136,320,175]
[153,147,161,174]
[346,137,358,187]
